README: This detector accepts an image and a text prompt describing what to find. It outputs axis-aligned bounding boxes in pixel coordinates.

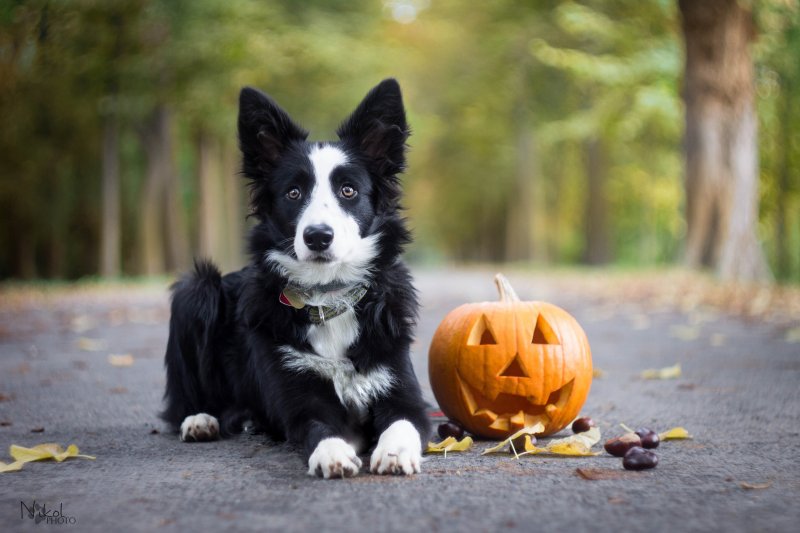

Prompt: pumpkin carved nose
[498,353,528,378]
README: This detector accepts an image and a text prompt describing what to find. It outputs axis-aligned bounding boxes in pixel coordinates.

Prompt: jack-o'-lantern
[428,274,592,439]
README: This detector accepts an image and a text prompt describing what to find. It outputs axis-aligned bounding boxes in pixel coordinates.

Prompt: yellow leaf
[641,363,681,380]
[0,461,25,473]
[77,337,106,352]
[540,427,602,456]
[10,443,61,463]
[108,354,135,367]
[670,325,699,341]
[482,422,545,455]
[426,436,473,455]
[592,368,607,378]
[658,427,692,440]
[785,327,800,344]
[8,443,95,467]
[546,441,601,456]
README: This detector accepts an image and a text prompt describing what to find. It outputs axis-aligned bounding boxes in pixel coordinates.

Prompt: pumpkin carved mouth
[457,371,574,433]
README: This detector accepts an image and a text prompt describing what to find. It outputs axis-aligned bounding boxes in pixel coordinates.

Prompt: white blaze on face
[295,145,361,262]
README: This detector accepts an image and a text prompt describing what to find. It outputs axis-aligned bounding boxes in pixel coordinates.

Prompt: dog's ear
[337,79,410,178]
[238,87,308,177]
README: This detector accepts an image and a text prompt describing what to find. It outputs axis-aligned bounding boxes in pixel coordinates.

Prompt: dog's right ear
[238,87,308,177]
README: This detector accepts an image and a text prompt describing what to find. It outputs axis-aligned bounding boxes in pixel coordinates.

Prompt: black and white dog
[160,79,430,478]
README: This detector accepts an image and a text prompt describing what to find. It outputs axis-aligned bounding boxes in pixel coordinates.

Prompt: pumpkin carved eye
[467,314,497,345]
[532,314,559,345]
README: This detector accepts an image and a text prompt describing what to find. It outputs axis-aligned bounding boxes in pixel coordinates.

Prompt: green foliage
[0,0,798,280]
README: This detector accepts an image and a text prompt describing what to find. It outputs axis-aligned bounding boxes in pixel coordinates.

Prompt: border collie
[160,79,430,478]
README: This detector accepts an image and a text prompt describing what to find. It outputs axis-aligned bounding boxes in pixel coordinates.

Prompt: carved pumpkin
[428,274,592,439]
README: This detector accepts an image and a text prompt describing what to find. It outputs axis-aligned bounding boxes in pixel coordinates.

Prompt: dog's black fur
[160,79,431,467]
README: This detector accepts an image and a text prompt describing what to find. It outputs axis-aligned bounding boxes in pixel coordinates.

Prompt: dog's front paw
[180,413,219,442]
[370,420,422,475]
[308,438,362,479]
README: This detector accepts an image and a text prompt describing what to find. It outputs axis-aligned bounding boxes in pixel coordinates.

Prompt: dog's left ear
[337,79,410,178]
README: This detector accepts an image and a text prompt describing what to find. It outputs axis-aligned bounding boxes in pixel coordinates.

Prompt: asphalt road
[0,268,798,532]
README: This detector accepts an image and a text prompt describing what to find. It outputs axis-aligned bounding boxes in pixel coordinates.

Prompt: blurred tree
[679,0,771,281]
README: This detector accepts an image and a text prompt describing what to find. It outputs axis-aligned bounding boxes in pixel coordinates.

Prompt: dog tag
[279,290,306,310]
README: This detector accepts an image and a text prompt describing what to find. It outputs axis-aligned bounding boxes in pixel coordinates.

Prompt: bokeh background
[1,0,798,283]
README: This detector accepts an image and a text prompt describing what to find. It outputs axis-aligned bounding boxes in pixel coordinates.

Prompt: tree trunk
[100,115,121,277]
[138,107,168,276]
[582,137,611,264]
[504,113,536,262]
[163,108,189,273]
[774,76,792,280]
[679,0,770,281]
[221,141,244,271]
[196,130,221,261]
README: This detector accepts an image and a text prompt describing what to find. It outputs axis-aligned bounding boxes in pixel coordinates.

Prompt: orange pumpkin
[428,274,592,438]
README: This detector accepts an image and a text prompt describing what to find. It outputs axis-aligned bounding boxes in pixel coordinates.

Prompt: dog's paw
[180,413,219,442]
[308,438,362,479]
[370,420,422,475]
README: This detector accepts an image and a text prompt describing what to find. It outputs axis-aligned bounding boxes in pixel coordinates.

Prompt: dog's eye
[340,185,357,199]
[286,187,302,201]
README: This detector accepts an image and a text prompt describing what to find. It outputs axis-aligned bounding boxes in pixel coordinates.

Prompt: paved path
[0,269,798,532]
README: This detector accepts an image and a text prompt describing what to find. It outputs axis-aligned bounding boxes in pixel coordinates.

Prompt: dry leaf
[77,337,106,352]
[641,363,681,380]
[545,442,600,456]
[739,481,772,490]
[108,354,134,367]
[670,325,700,341]
[710,333,726,347]
[514,427,602,458]
[576,468,626,480]
[785,327,800,343]
[658,427,692,440]
[551,427,601,448]
[1,443,95,473]
[70,315,96,333]
[482,422,545,455]
[592,368,607,378]
[0,461,24,473]
[426,436,473,456]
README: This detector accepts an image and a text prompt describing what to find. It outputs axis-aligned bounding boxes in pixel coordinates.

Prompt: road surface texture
[1,268,798,532]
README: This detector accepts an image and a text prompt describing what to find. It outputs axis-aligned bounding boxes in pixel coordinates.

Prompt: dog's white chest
[306,309,359,360]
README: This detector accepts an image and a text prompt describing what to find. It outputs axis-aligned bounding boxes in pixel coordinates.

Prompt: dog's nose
[303,224,334,252]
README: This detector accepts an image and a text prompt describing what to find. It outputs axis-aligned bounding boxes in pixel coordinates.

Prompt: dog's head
[238,79,410,287]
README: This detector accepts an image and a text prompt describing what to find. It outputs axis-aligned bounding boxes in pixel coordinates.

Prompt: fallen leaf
[739,481,772,490]
[545,441,600,456]
[426,436,473,456]
[30,427,44,433]
[785,327,800,343]
[482,423,545,455]
[149,429,160,435]
[77,337,106,352]
[510,427,602,458]
[592,368,607,378]
[2,443,95,474]
[658,427,692,440]
[576,468,626,480]
[0,393,12,402]
[0,461,24,473]
[109,387,128,394]
[710,333,726,347]
[108,354,134,367]
[0,421,12,427]
[670,325,700,341]
[70,315,96,333]
[641,363,681,380]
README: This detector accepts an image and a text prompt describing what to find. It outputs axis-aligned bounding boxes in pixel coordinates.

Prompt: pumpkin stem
[494,273,521,303]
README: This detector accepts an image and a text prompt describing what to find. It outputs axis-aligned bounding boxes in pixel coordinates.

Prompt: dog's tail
[160,259,225,428]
